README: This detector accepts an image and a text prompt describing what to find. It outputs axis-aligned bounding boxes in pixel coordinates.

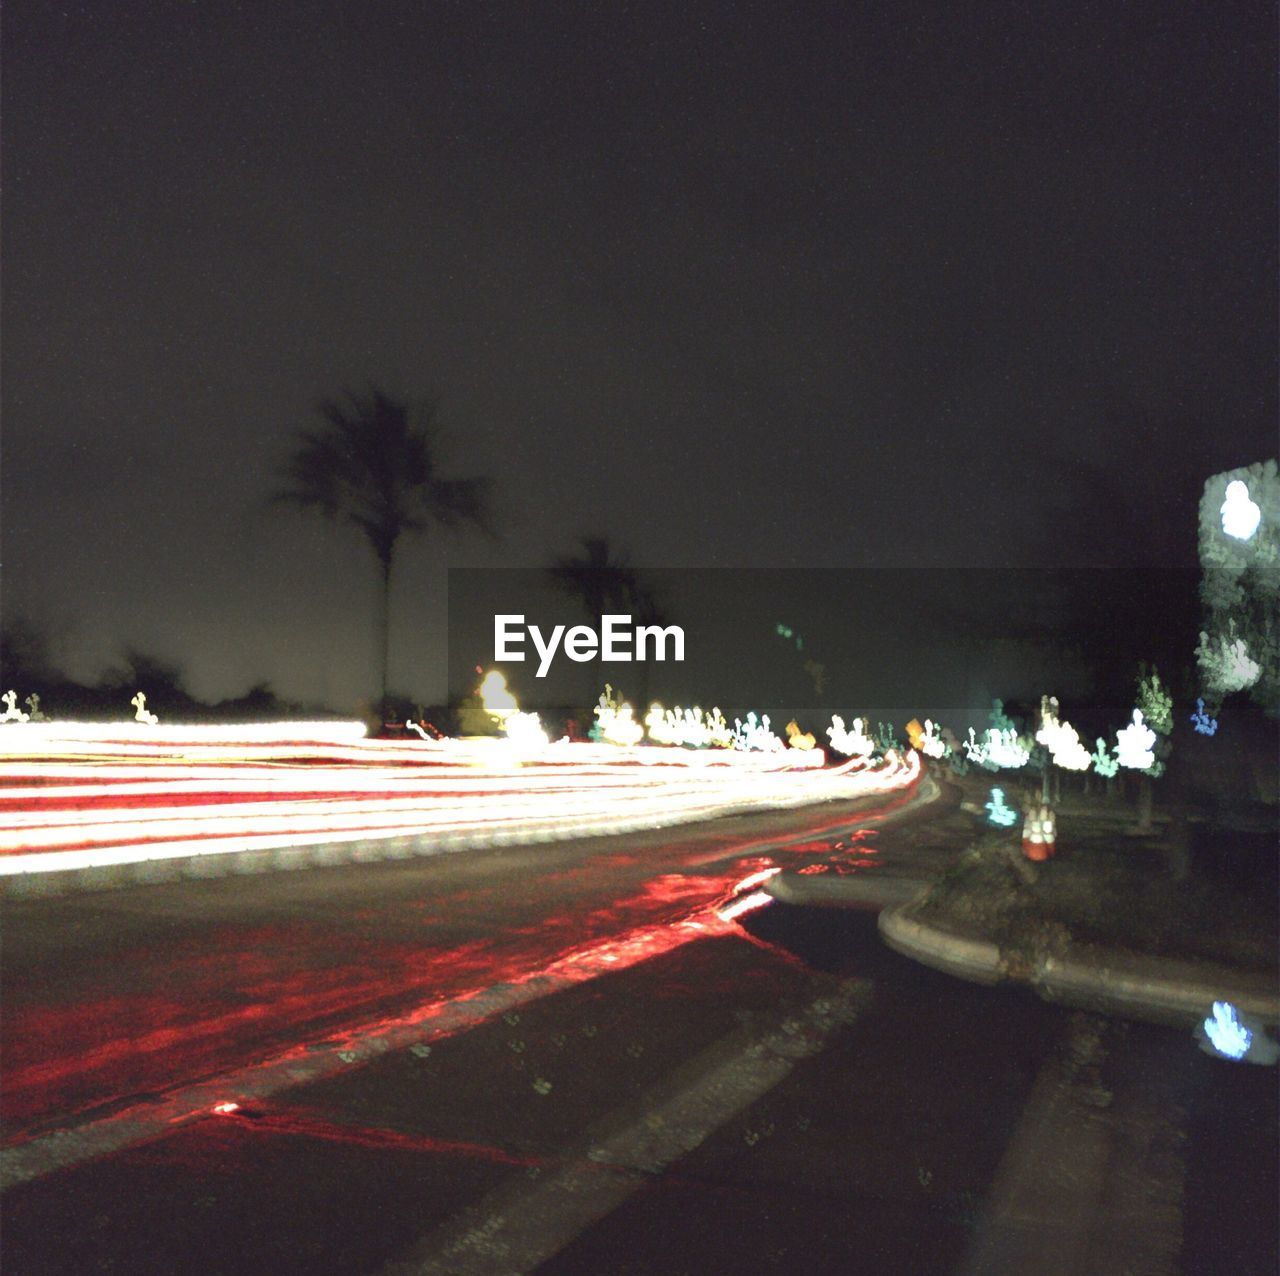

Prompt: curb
[766,873,924,910]
[877,906,1007,986]
[878,903,1280,1029]
[762,772,944,910]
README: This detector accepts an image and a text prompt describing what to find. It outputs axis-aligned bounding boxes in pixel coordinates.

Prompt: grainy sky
[3,1,1275,709]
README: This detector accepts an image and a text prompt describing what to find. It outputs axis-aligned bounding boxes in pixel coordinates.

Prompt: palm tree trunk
[1136,772,1154,834]
[377,552,393,726]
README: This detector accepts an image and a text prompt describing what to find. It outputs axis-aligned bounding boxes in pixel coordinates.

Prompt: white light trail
[0,725,921,879]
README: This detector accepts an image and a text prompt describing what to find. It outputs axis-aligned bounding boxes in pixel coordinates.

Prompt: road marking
[1,782,930,1188]
[958,1015,1185,1276]
[379,982,870,1276]
[1,904,766,1189]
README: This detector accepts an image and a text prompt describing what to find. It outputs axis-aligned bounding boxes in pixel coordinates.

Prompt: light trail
[0,722,920,879]
[0,859,807,1184]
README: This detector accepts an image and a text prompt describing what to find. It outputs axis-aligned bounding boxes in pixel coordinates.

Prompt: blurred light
[919,719,948,759]
[1,691,30,724]
[0,726,920,877]
[785,720,817,751]
[1090,738,1119,778]
[1203,1001,1252,1060]
[965,727,1030,770]
[732,712,784,752]
[1115,710,1156,771]
[1221,480,1261,540]
[985,787,1017,827]
[716,890,773,922]
[1190,698,1219,736]
[130,693,158,725]
[827,715,874,758]
[1035,701,1092,771]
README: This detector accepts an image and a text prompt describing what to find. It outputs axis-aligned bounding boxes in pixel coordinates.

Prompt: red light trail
[0,723,919,878]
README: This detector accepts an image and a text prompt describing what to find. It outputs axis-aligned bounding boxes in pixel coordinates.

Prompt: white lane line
[380,982,870,1276]
[1,907,748,1190]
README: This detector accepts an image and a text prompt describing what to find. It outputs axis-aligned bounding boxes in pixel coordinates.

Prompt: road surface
[2,782,1274,1273]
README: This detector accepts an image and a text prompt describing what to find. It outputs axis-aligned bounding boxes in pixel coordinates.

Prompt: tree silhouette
[272,387,492,720]
[102,647,196,714]
[627,577,672,712]
[547,537,639,633]
[548,536,640,704]
[547,537,673,709]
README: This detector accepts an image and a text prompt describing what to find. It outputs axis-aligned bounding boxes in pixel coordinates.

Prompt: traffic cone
[1041,805,1057,858]
[1022,803,1056,861]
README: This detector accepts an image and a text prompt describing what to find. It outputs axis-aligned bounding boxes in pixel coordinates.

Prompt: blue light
[985,787,1017,827]
[1204,1001,1252,1060]
[1190,698,1219,736]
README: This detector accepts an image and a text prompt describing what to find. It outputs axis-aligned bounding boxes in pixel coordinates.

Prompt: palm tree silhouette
[272,387,492,722]
[548,536,638,634]
[548,536,639,705]
[626,578,672,713]
[548,537,672,710]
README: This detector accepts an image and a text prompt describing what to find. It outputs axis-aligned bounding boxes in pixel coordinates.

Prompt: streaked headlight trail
[0,722,920,880]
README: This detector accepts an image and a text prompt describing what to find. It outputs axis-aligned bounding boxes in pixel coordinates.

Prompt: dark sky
[3,1,1276,710]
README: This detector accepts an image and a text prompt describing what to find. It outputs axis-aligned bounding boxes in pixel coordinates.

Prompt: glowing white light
[964,728,1030,770]
[476,670,551,747]
[130,692,158,725]
[716,890,774,922]
[919,719,948,760]
[0,720,370,748]
[827,716,874,758]
[594,687,644,747]
[504,711,551,748]
[732,866,783,894]
[478,671,519,721]
[731,712,784,752]
[1204,1001,1252,1060]
[1035,703,1092,772]
[0,724,921,878]
[985,787,1017,827]
[643,704,735,749]
[1,691,30,724]
[1221,480,1261,540]
[1115,710,1156,770]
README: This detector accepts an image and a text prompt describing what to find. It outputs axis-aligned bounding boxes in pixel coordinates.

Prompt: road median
[879,897,1280,1030]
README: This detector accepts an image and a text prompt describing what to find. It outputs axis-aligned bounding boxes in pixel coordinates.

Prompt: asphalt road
[2,783,1274,1274]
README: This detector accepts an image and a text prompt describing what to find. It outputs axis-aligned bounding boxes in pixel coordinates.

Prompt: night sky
[3,1,1276,711]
